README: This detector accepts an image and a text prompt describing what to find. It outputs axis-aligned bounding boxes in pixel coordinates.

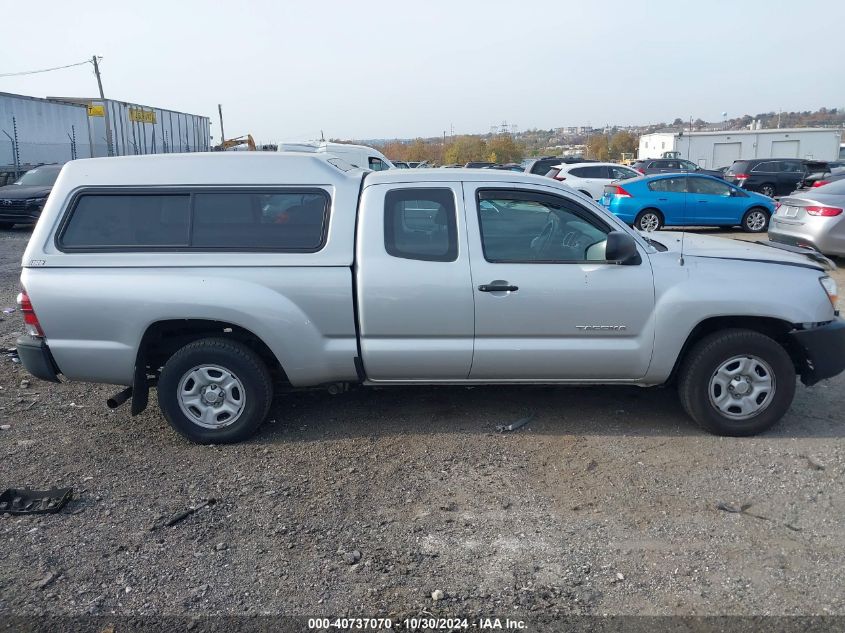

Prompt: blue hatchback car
[600,173,775,233]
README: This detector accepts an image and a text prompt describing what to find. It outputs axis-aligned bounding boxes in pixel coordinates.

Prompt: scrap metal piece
[496,414,534,433]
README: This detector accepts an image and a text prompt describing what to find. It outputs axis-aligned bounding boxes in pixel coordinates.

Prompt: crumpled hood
[0,185,52,200]
[651,231,833,270]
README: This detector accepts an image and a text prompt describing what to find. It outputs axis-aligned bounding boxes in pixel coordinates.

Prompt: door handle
[479,283,518,292]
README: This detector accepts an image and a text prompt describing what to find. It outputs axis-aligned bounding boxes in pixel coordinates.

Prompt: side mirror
[605,231,641,265]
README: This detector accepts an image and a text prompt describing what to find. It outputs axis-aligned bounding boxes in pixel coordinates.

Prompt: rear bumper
[769,218,845,257]
[789,319,845,386]
[16,336,61,383]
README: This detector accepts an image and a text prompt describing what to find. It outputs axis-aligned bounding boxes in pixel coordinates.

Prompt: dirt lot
[1,225,843,623]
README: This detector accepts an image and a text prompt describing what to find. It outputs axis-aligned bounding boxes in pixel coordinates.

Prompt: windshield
[14,166,61,187]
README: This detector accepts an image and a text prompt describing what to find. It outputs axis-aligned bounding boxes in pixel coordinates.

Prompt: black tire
[677,329,795,436]
[741,207,770,233]
[634,209,663,232]
[0,222,13,230]
[157,338,273,443]
[759,183,776,198]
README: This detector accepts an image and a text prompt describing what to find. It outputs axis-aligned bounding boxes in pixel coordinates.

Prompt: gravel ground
[0,226,843,621]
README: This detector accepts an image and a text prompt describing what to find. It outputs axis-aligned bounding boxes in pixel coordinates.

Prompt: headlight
[820,276,838,308]
[26,197,46,208]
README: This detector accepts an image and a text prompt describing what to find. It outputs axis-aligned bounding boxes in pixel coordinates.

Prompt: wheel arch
[132,319,288,415]
[666,315,805,385]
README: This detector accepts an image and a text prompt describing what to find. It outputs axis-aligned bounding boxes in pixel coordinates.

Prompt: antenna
[676,116,693,266]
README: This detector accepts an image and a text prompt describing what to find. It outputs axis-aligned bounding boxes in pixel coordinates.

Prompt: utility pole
[218,104,226,146]
[92,55,114,156]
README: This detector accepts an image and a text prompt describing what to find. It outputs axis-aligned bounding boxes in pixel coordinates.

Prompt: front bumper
[16,336,61,383]
[0,209,40,224]
[789,319,845,386]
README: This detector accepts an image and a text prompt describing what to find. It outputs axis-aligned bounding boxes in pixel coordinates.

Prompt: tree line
[369,129,638,165]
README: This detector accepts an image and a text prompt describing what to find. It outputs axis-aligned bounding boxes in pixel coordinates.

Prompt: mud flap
[130,360,149,416]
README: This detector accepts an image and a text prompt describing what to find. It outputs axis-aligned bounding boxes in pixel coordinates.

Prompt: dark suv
[632,158,724,178]
[0,164,62,228]
[725,159,812,197]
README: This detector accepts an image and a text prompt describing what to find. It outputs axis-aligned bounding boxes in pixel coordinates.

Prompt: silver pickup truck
[16,152,845,442]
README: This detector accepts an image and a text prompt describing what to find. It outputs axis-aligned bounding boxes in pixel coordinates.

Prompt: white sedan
[546,162,640,200]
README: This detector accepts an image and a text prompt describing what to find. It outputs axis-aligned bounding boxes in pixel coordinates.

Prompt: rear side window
[192,191,326,249]
[531,161,555,175]
[59,189,329,251]
[728,161,749,174]
[61,194,190,248]
[570,166,606,178]
[752,161,780,172]
[384,188,457,262]
[648,177,686,193]
[369,157,390,171]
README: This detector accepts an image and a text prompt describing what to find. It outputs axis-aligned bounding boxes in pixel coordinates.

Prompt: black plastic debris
[0,488,72,515]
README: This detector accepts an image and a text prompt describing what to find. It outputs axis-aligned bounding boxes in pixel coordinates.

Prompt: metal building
[0,92,92,169]
[638,128,843,167]
[50,97,211,157]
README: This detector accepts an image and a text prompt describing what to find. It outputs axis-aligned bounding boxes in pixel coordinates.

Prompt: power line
[0,59,93,78]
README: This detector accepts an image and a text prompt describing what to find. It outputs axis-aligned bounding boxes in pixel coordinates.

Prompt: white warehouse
[638,128,842,168]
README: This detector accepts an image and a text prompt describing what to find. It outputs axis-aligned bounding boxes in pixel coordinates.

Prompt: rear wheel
[634,209,662,232]
[759,183,776,198]
[742,207,769,233]
[678,329,795,436]
[157,338,273,443]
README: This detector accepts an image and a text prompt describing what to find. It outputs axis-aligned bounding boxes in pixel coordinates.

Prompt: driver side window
[477,190,611,263]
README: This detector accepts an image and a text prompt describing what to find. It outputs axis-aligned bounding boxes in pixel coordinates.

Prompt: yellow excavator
[214,134,256,151]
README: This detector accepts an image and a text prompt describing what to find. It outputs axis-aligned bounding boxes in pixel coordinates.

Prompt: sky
[1,0,843,143]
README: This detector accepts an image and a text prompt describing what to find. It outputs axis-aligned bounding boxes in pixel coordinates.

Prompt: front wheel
[678,329,795,436]
[742,208,769,233]
[157,338,273,443]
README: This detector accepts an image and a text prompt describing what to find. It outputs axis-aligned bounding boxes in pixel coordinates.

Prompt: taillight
[805,206,843,217]
[811,180,828,188]
[612,185,632,198]
[554,174,566,181]
[16,288,44,337]
[775,202,782,211]
[733,173,749,180]
[635,168,645,174]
